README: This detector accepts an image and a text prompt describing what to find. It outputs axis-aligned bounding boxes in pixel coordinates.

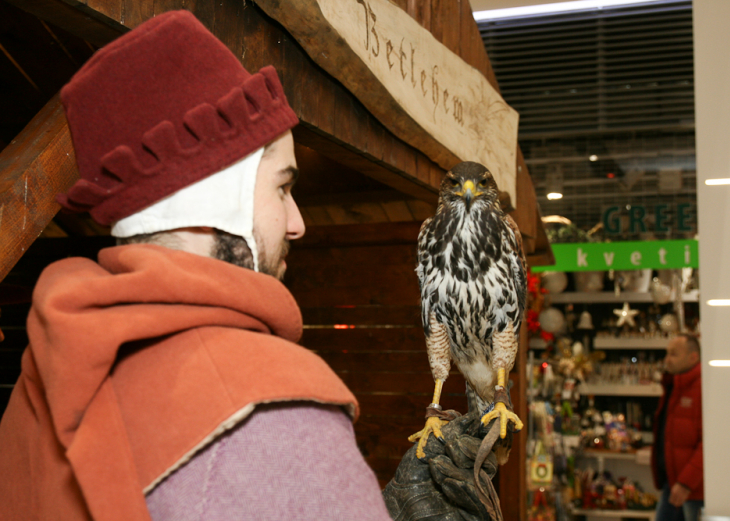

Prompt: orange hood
[0,244,357,521]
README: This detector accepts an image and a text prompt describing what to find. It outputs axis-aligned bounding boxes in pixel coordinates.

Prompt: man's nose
[287,198,306,240]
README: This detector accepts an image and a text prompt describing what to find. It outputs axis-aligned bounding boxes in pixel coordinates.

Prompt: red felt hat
[57,10,299,226]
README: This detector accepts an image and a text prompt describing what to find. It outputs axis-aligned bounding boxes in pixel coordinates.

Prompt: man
[0,11,392,520]
[652,334,704,521]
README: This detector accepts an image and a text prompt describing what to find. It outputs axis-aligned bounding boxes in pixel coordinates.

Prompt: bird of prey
[408,161,526,460]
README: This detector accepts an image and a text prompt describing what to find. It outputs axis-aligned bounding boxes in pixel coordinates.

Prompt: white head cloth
[111,147,264,272]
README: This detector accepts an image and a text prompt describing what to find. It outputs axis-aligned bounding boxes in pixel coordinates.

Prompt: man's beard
[211,229,289,280]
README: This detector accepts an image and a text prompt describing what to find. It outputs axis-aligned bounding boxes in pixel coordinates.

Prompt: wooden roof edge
[0,94,79,282]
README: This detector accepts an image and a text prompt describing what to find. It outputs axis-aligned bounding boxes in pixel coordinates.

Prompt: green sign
[532,239,698,273]
[602,203,695,235]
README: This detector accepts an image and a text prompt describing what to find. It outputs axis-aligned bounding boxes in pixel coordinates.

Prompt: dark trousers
[656,485,704,521]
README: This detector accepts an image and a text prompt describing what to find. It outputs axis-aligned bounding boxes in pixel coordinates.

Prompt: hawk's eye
[479,179,488,187]
[448,178,460,187]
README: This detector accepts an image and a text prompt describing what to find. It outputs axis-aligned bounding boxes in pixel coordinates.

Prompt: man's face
[664,337,699,374]
[252,130,305,279]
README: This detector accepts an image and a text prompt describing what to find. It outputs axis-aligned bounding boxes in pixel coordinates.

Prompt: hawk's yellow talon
[408,416,449,459]
[481,401,523,439]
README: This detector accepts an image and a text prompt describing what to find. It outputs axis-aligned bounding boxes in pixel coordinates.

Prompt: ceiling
[470,0,668,13]
[471,0,576,11]
[478,0,697,241]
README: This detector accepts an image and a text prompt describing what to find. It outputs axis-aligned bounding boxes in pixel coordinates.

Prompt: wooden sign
[255,0,520,205]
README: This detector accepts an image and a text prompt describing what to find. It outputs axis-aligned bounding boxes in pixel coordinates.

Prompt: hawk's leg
[480,324,523,438]
[409,314,453,459]
[480,368,523,438]
[408,379,448,459]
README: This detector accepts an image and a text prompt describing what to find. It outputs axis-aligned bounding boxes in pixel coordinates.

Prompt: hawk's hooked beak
[459,180,479,210]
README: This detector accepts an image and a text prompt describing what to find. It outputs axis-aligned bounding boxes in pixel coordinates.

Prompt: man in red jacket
[652,334,703,521]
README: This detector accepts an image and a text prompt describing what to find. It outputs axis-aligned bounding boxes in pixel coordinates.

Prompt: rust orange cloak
[0,244,357,521]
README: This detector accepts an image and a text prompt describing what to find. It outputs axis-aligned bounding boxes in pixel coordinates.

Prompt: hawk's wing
[416,216,435,336]
[417,217,452,380]
[504,213,527,323]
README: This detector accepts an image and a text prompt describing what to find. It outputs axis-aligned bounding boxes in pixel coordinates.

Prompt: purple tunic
[145,402,392,520]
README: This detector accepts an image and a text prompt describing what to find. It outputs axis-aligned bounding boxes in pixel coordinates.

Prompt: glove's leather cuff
[425,407,462,421]
[493,387,511,411]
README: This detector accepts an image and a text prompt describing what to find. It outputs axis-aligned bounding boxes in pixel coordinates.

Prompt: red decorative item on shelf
[527,271,546,295]
[528,489,556,521]
[527,269,553,347]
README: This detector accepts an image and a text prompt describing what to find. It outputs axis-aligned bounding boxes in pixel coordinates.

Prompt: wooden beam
[294,124,439,204]
[0,94,78,282]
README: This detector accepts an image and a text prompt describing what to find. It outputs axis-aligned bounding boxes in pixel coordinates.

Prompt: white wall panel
[694,0,730,515]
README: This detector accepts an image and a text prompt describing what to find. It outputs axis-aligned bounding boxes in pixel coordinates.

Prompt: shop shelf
[532,335,671,350]
[581,447,652,466]
[582,449,638,461]
[547,290,698,304]
[593,337,669,350]
[577,383,663,397]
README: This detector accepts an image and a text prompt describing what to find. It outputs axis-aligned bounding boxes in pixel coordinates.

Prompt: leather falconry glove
[382,412,501,521]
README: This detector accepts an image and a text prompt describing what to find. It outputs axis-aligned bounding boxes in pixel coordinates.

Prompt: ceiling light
[542,215,573,225]
[473,0,664,21]
[709,360,730,367]
[589,154,598,162]
[707,299,730,306]
[545,167,564,201]
[705,178,730,185]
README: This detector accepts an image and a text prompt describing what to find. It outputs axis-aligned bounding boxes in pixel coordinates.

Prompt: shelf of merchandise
[530,335,671,351]
[530,334,669,350]
[548,290,698,304]
[572,507,655,520]
[577,383,663,397]
[593,337,669,350]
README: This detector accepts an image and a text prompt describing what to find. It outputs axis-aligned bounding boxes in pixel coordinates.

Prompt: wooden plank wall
[286,221,527,521]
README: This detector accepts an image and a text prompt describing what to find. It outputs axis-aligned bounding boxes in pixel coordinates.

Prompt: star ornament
[614,302,639,327]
